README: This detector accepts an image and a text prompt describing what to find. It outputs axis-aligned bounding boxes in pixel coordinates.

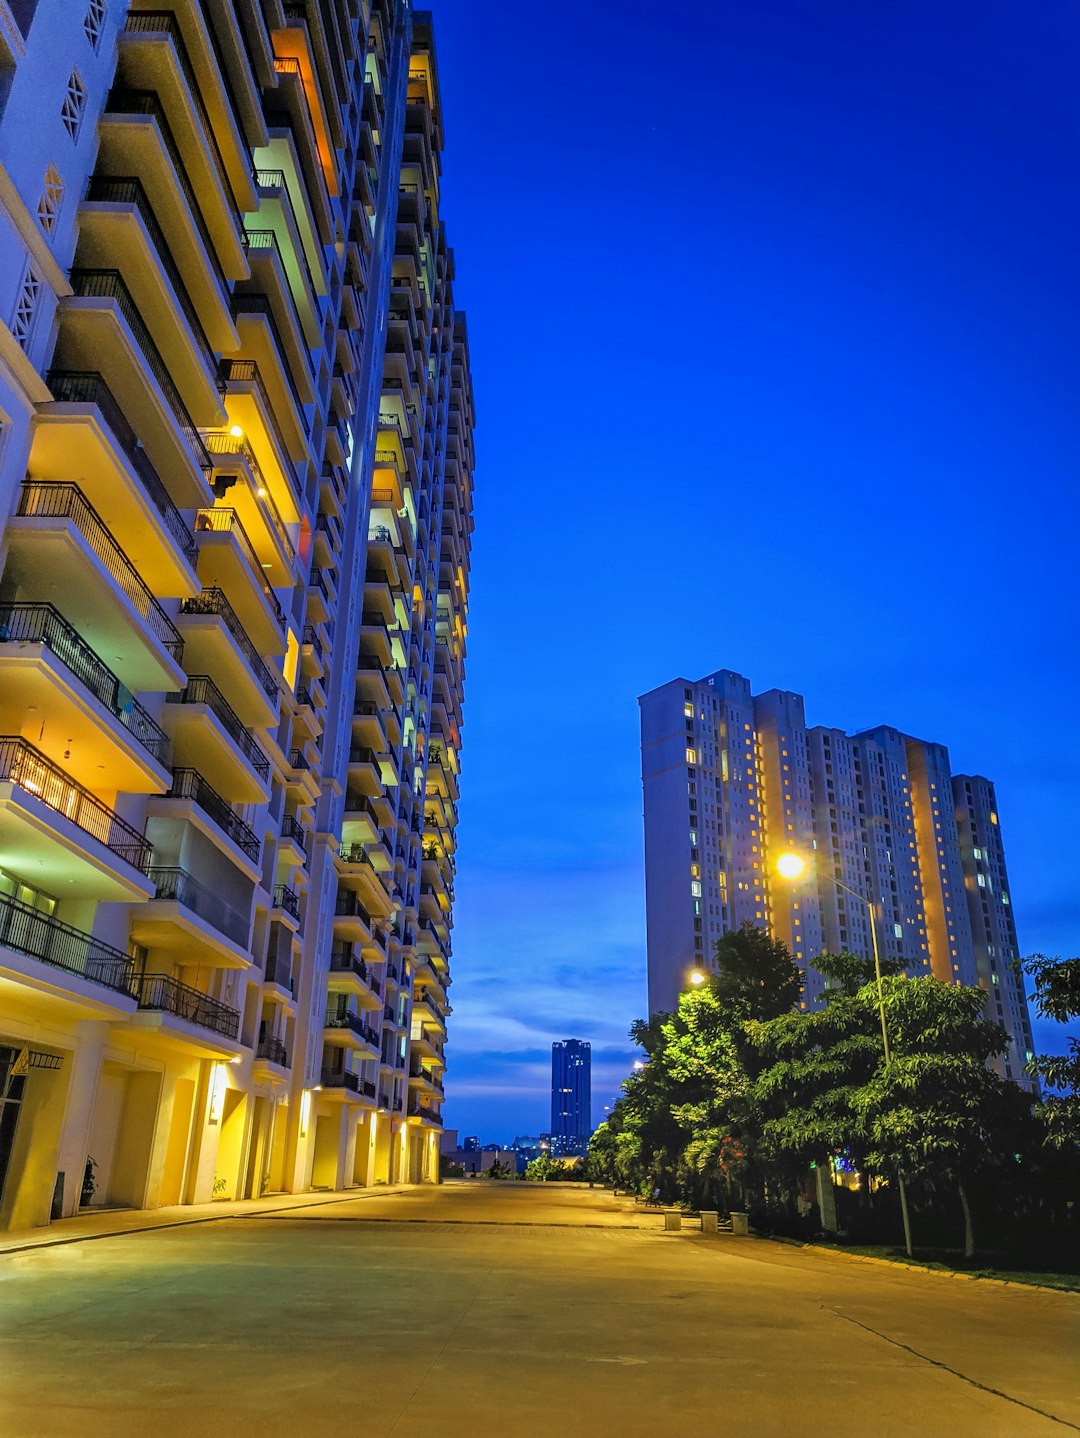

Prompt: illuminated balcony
[177,587,279,728]
[359,612,393,667]
[271,883,301,932]
[333,889,375,945]
[407,1063,444,1097]
[0,737,155,901]
[249,169,324,322]
[328,940,382,1010]
[194,509,287,653]
[407,1101,442,1127]
[6,483,185,693]
[233,294,314,434]
[130,865,252,968]
[55,269,217,491]
[149,766,260,878]
[34,371,198,592]
[323,1000,379,1055]
[131,971,242,1052]
[318,1067,376,1104]
[0,604,171,792]
[163,675,271,804]
[254,1033,289,1075]
[218,358,307,490]
[264,949,297,1005]
[269,36,337,199]
[240,229,318,380]
[0,893,138,1014]
[118,10,252,275]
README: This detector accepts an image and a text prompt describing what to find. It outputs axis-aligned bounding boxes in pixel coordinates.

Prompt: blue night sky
[425,0,1080,1143]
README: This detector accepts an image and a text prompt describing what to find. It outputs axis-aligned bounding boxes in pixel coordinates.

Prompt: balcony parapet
[0,736,154,873]
[0,603,170,767]
[16,483,184,662]
[194,508,287,627]
[135,971,240,1037]
[147,864,250,948]
[164,767,260,862]
[165,675,270,780]
[0,892,136,996]
[272,883,300,921]
[45,371,198,566]
[256,1034,289,1066]
[324,1007,379,1046]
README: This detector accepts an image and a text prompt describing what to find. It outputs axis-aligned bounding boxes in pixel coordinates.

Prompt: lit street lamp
[688,969,707,987]
[776,850,914,1258]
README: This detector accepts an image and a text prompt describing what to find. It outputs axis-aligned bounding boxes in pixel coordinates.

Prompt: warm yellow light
[689,970,706,986]
[299,1089,312,1138]
[229,424,243,438]
[776,852,805,880]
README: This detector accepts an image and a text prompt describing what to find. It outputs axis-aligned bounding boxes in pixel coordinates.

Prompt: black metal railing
[338,841,373,868]
[147,865,249,947]
[16,483,184,661]
[135,972,240,1037]
[0,736,153,872]
[273,884,300,920]
[256,1034,289,1066]
[0,604,169,765]
[320,1066,359,1092]
[328,944,372,985]
[83,177,217,373]
[193,508,286,629]
[0,892,136,997]
[178,588,277,699]
[164,768,260,862]
[67,269,210,469]
[45,371,198,565]
[408,1102,442,1124]
[216,360,296,468]
[334,891,372,927]
[165,676,270,780]
[280,813,306,846]
[324,1006,379,1046]
[231,295,310,427]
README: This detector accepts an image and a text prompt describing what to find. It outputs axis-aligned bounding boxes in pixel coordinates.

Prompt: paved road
[1,1182,1076,1437]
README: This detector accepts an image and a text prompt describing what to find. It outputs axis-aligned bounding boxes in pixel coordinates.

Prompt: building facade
[0,0,473,1232]
[640,671,1033,1084]
[550,1039,591,1156]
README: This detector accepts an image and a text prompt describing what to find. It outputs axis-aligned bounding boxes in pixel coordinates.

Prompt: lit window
[61,70,87,140]
[686,748,696,764]
[683,702,694,717]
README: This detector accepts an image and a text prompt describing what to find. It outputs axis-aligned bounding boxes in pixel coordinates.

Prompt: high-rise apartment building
[0,0,473,1232]
[550,1039,591,1155]
[640,671,1033,1084]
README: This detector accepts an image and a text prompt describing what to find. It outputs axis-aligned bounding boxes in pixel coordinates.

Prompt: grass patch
[813,1241,1080,1292]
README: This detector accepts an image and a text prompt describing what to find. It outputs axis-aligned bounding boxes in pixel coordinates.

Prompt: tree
[1021,953,1080,1147]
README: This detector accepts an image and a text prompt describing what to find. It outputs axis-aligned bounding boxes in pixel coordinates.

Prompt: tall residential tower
[0,0,473,1232]
[550,1039,591,1156]
[640,671,1033,1085]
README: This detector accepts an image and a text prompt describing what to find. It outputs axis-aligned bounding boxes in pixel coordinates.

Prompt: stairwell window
[60,69,86,140]
[36,166,63,237]
[84,0,106,50]
[10,261,42,351]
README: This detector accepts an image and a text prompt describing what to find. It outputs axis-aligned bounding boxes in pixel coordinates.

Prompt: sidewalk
[0,1185,415,1257]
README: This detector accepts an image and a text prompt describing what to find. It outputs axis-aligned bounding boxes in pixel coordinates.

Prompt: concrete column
[663,1211,682,1232]
[700,1210,718,1233]
[52,1024,107,1219]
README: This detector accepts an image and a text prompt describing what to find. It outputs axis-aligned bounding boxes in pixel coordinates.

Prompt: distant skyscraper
[639,670,1034,1086]
[550,1040,592,1154]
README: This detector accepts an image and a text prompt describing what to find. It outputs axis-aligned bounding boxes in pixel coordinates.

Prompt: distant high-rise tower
[639,670,1035,1086]
[550,1040,592,1155]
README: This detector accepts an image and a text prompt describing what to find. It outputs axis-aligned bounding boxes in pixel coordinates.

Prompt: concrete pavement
[0,1181,1076,1437]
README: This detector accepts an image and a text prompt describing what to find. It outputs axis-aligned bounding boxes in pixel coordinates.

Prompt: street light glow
[776,852,805,880]
[689,970,706,986]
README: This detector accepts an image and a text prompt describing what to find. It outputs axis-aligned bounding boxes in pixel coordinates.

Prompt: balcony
[6,483,185,693]
[279,813,307,864]
[134,971,241,1040]
[0,892,137,1007]
[154,766,260,871]
[232,295,313,440]
[318,1067,360,1097]
[163,674,270,803]
[0,737,155,900]
[202,429,298,565]
[323,1004,379,1052]
[248,170,323,331]
[272,883,301,925]
[407,1102,442,1126]
[328,942,381,1009]
[193,508,287,651]
[0,603,171,790]
[131,865,251,968]
[218,359,305,494]
[255,1033,289,1069]
[264,951,296,1001]
[34,370,199,587]
[177,587,279,727]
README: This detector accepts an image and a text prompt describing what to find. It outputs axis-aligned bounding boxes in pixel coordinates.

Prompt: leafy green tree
[1021,953,1080,1147]
[525,1152,565,1182]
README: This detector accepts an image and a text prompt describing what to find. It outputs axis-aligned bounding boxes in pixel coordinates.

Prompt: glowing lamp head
[229,424,243,439]
[776,852,806,880]
[689,970,706,987]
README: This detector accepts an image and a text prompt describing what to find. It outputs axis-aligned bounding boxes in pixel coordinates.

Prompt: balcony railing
[178,588,277,699]
[67,270,211,470]
[166,675,270,780]
[164,768,260,862]
[16,483,184,662]
[324,1007,379,1046]
[203,433,296,565]
[265,952,294,992]
[194,508,286,628]
[334,892,373,927]
[338,842,374,868]
[135,972,240,1037]
[256,1034,289,1067]
[84,177,217,375]
[301,625,324,661]
[280,814,306,847]
[217,360,295,471]
[329,943,373,986]
[0,892,135,996]
[0,736,153,873]
[250,173,321,302]
[46,371,198,566]
[0,604,170,766]
[147,865,250,947]
[408,1102,442,1125]
[320,1066,359,1093]
[272,884,300,921]
[231,296,309,428]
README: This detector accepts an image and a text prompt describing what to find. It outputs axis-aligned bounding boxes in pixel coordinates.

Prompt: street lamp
[688,969,706,987]
[776,850,914,1258]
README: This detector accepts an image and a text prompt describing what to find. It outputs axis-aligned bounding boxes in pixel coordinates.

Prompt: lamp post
[776,851,914,1258]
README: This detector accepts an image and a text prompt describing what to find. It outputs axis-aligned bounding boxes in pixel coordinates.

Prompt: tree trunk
[957,1179,975,1260]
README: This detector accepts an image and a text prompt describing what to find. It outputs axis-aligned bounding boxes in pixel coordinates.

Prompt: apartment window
[61,70,87,140]
[0,869,57,916]
[10,261,42,351]
[683,702,693,717]
[686,748,696,764]
[83,0,106,49]
[36,165,63,237]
